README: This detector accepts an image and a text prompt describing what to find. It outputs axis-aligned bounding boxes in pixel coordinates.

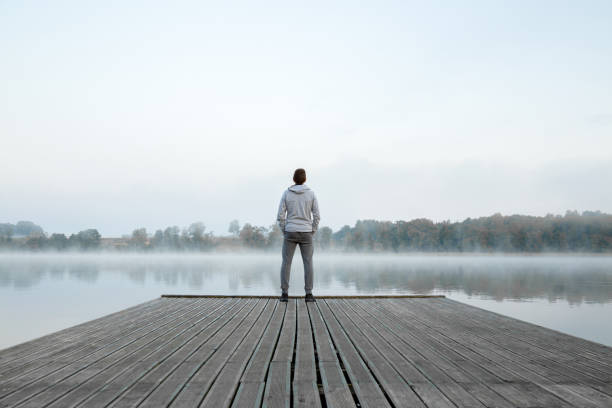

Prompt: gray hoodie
[277,184,320,233]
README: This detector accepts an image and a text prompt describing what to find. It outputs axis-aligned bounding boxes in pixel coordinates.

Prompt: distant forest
[1,211,612,253]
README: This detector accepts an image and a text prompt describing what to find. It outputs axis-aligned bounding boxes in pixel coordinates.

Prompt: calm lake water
[1,253,611,349]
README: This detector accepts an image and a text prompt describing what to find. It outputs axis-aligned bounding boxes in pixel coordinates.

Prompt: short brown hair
[293,168,306,185]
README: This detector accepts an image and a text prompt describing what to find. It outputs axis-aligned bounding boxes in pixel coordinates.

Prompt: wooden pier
[1,296,611,407]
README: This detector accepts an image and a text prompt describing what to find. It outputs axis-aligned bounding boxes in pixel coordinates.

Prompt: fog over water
[1,253,611,349]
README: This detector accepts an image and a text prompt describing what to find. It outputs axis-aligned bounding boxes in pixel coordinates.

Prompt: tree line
[329,211,612,253]
[1,210,611,252]
[0,224,101,251]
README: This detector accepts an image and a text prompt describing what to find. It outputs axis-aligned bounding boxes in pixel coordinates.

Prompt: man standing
[277,168,320,302]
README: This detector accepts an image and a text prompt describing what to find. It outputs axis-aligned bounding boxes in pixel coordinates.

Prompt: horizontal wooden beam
[160,294,446,299]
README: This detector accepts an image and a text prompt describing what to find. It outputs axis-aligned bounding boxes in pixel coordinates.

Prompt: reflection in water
[1,254,611,303]
[1,254,612,349]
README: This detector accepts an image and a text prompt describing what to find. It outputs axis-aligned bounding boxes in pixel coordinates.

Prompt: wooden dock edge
[161,294,446,299]
[5,295,612,407]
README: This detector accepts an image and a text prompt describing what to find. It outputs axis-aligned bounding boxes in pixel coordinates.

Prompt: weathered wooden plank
[262,361,290,408]
[306,302,336,363]
[307,302,355,408]
[392,298,585,406]
[316,300,391,408]
[293,299,321,408]
[0,299,211,407]
[231,381,265,408]
[4,298,226,408]
[0,298,161,362]
[438,298,612,364]
[261,300,295,408]
[326,299,428,408]
[434,298,612,375]
[76,298,248,408]
[42,298,241,408]
[294,300,316,383]
[395,298,611,407]
[198,300,277,408]
[166,299,267,407]
[110,298,258,408]
[272,300,296,363]
[0,298,190,392]
[317,362,356,408]
[1,300,196,374]
[352,298,548,408]
[337,299,461,408]
[293,381,321,408]
[426,298,612,404]
[93,298,260,408]
[231,303,286,408]
[409,298,612,389]
[130,299,256,408]
[353,298,525,408]
[0,298,185,380]
[2,295,611,408]
[240,302,286,383]
[40,301,231,408]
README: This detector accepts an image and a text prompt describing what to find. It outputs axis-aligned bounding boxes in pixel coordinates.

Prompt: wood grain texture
[293,300,321,408]
[1,295,610,408]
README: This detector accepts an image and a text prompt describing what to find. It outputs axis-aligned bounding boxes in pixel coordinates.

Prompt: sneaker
[305,293,316,303]
[279,292,288,302]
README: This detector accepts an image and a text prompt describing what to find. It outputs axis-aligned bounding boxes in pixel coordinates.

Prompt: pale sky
[1,1,611,236]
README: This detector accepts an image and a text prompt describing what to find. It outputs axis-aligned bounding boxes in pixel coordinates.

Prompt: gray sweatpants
[280,231,314,294]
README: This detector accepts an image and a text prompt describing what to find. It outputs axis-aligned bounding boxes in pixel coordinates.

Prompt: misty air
[1,2,611,407]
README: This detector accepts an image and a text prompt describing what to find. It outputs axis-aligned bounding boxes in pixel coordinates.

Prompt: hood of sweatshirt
[288,184,310,194]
